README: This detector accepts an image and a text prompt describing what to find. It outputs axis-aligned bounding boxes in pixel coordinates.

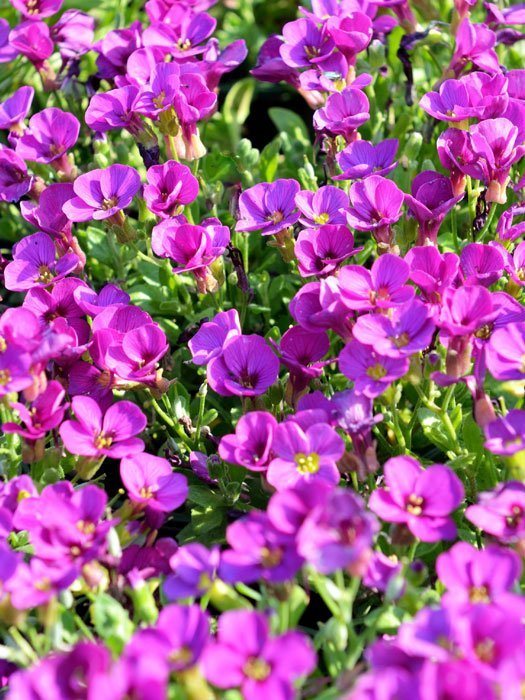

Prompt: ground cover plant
[0,0,525,697]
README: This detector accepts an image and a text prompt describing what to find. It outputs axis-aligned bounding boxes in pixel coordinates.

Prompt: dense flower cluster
[0,0,525,698]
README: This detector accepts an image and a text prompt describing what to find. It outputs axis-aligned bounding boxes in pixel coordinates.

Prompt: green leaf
[268,107,310,144]
[259,137,281,182]
[223,78,256,126]
[90,594,134,654]
[418,408,451,453]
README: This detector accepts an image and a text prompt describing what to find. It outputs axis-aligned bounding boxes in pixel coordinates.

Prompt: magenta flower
[3,380,66,441]
[295,185,348,227]
[94,22,142,80]
[170,11,216,57]
[339,339,409,398]
[290,278,350,337]
[352,299,436,358]
[220,510,303,584]
[0,147,32,202]
[251,35,301,88]
[152,218,229,292]
[0,349,32,397]
[484,410,525,456]
[295,224,358,277]
[10,0,62,19]
[103,323,169,384]
[120,453,188,513]
[460,242,504,287]
[405,246,460,304]
[326,12,372,63]
[313,87,370,139]
[266,420,344,490]
[280,17,335,68]
[450,18,499,74]
[0,19,16,63]
[188,309,241,366]
[437,127,472,196]
[465,482,525,542]
[7,559,76,610]
[3,232,79,292]
[144,160,199,218]
[335,138,398,180]
[59,396,146,459]
[63,164,141,222]
[369,456,464,542]
[202,610,315,699]
[420,72,508,122]
[207,335,280,397]
[485,322,525,380]
[135,62,181,118]
[236,179,300,236]
[73,283,130,317]
[298,488,378,575]
[51,9,95,58]
[85,85,142,134]
[278,325,330,393]
[339,254,414,311]
[219,411,277,471]
[436,542,524,611]
[8,21,54,68]
[163,543,220,600]
[405,171,462,245]
[0,85,33,131]
[345,175,404,246]
[16,108,79,166]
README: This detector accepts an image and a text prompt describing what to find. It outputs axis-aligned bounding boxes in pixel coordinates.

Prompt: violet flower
[295,224,359,277]
[94,22,142,80]
[59,396,147,458]
[251,35,301,89]
[236,179,300,236]
[326,11,373,63]
[120,453,188,512]
[3,232,80,292]
[3,380,66,441]
[465,481,525,542]
[8,21,54,70]
[278,325,330,394]
[449,18,499,75]
[219,411,278,471]
[280,17,335,69]
[51,9,95,58]
[295,185,348,227]
[485,322,525,381]
[297,487,378,575]
[405,245,459,304]
[345,175,404,250]
[63,164,142,222]
[339,253,414,311]
[207,334,280,397]
[16,108,79,174]
[313,86,370,139]
[10,0,63,19]
[459,242,504,287]
[339,339,409,397]
[0,349,33,398]
[369,456,464,542]
[7,559,76,610]
[202,610,315,698]
[0,85,33,133]
[85,85,143,135]
[188,309,241,366]
[0,147,32,202]
[334,138,398,180]
[144,160,199,218]
[220,510,303,584]
[266,420,344,490]
[164,543,220,600]
[404,171,462,245]
[484,410,525,456]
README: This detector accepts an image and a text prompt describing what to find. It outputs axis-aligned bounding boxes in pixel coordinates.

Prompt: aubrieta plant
[0,0,525,697]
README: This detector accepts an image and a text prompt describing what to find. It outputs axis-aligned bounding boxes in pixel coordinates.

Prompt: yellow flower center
[94,434,113,449]
[406,493,424,516]
[0,369,11,386]
[469,585,490,604]
[260,546,283,569]
[268,210,284,224]
[295,452,320,474]
[177,39,192,51]
[37,265,54,284]
[474,638,495,663]
[0,336,6,352]
[169,646,194,665]
[366,363,387,380]
[139,486,153,499]
[392,332,410,348]
[313,212,330,225]
[77,520,96,534]
[243,657,271,681]
[102,196,118,211]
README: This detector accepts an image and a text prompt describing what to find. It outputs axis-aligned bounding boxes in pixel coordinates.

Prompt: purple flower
[295,185,348,227]
[207,335,280,397]
[339,254,415,311]
[405,171,462,245]
[74,283,130,317]
[202,610,315,699]
[339,339,409,397]
[363,551,403,595]
[0,86,33,131]
[369,456,464,542]
[0,147,32,202]
[59,396,146,458]
[289,277,351,337]
[420,72,508,122]
[220,511,303,584]
[405,245,459,304]
[164,543,220,600]
[236,179,300,236]
[8,21,54,68]
[188,309,241,366]
[0,19,16,63]
[325,12,373,63]
[135,62,181,118]
[278,325,330,394]
[465,481,525,542]
[436,542,524,611]
[0,349,32,397]
[4,232,79,292]
[280,17,335,68]
[334,138,398,180]
[251,35,301,88]
[345,175,404,246]
[298,488,378,574]
[484,410,525,456]
[460,242,504,287]
[95,22,142,80]
[16,108,79,166]
[3,380,66,441]
[450,18,499,74]
[313,87,370,139]
[10,0,63,19]
[152,218,229,292]
[295,224,358,277]
[352,299,436,358]
[120,453,188,512]
[485,322,525,380]
[201,38,248,90]
[51,9,95,58]
[219,411,278,471]
[63,164,141,222]
[85,85,142,134]
[144,160,199,218]
[266,420,344,490]
[7,558,76,610]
